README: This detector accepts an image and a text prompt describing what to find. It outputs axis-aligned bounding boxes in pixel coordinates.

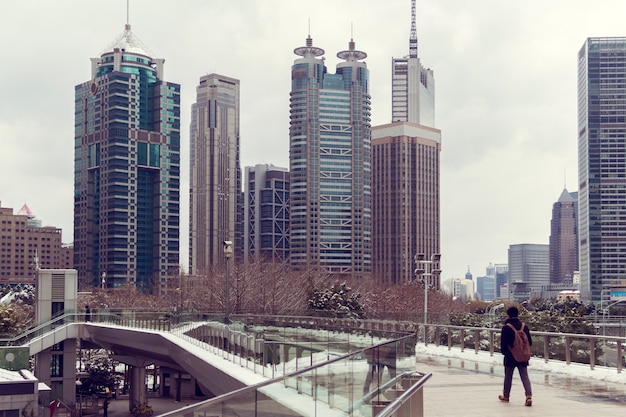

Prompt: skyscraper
[74,24,180,292]
[289,35,371,278]
[371,124,440,284]
[578,38,626,303]
[549,188,578,285]
[372,1,440,284]
[189,74,242,275]
[391,0,435,127]
[244,164,290,263]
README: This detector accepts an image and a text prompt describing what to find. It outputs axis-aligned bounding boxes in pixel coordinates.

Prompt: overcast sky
[2,0,625,280]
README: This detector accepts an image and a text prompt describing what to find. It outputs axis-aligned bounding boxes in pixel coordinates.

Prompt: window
[51,354,63,377]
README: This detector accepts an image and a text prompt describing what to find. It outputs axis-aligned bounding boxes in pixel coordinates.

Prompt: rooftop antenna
[409,0,418,58]
[125,0,131,30]
[295,18,324,58]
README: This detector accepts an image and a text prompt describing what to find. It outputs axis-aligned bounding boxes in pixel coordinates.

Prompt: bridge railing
[158,333,431,417]
[418,323,626,373]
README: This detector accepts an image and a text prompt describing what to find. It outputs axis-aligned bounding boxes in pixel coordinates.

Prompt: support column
[128,366,147,410]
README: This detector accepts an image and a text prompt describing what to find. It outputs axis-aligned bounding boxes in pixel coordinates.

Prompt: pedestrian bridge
[2,312,626,416]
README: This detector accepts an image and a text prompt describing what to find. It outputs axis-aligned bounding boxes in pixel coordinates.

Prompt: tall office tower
[578,38,626,303]
[0,202,71,282]
[372,1,441,285]
[549,188,578,285]
[244,164,290,263]
[391,0,435,127]
[371,124,440,284]
[190,74,242,275]
[289,35,371,278]
[508,244,549,301]
[74,24,181,292]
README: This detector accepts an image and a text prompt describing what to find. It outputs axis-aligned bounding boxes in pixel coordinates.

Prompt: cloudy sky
[1,0,625,280]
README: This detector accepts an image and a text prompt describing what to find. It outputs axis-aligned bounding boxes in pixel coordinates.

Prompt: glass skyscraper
[578,37,626,303]
[289,35,371,278]
[74,24,180,292]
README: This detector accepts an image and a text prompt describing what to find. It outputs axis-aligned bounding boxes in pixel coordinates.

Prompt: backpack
[506,323,531,362]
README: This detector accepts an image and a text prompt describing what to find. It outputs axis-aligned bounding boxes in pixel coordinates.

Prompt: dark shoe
[498,394,509,402]
[525,395,532,407]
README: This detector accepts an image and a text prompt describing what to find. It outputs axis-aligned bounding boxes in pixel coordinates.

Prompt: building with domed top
[73,23,180,292]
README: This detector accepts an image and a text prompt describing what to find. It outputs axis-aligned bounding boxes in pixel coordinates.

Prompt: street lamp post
[223,240,233,324]
[414,253,442,324]
[488,303,505,327]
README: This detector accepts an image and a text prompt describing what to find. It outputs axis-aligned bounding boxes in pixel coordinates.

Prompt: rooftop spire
[409,0,418,58]
[294,21,325,58]
[337,37,367,62]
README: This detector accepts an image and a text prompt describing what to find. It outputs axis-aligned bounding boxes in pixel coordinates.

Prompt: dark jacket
[500,317,532,367]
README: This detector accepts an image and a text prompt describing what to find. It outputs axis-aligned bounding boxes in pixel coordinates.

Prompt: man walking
[499,306,533,406]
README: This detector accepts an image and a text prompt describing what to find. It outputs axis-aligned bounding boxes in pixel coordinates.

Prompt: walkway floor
[419,359,626,416]
[99,360,626,417]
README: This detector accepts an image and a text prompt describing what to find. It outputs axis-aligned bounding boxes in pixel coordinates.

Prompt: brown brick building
[372,122,441,285]
[0,202,72,283]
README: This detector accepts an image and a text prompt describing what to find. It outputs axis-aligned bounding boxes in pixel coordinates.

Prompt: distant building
[74,23,180,292]
[244,164,290,263]
[451,277,475,300]
[288,35,371,278]
[549,189,578,285]
[494,263,508,298]
[476,275,495,302]
[508,244,549,301]
[476,263,496,301]
[465,267,473,281]
[0,202,71,282]
[578,37,626,303]
[189,74,242,274]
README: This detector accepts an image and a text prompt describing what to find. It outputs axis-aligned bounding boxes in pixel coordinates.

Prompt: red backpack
[506,323,531,362]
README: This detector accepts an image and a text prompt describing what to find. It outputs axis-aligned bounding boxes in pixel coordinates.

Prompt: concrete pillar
[128,366,147,410]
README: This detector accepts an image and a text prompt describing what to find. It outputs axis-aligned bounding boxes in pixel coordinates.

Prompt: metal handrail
[376,371,433,417]
[157,335,420,417]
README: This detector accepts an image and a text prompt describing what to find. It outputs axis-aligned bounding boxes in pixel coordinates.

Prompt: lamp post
[488,303,505,327]
[223,240,233,324]
[414,253,441,324]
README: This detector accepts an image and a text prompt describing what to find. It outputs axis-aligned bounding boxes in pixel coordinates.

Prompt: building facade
[0,203,71,282]
[244,164,290,263]
[494,263,508,298]
[289,35,371,278]
[74,24,180,292]
[578,37,626,304]
[508,243,549,300]
[189,74,242,275]
[372,1,440,285]
[391,0,435,127]
[371,123,440,284]
[549,188,578,285]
